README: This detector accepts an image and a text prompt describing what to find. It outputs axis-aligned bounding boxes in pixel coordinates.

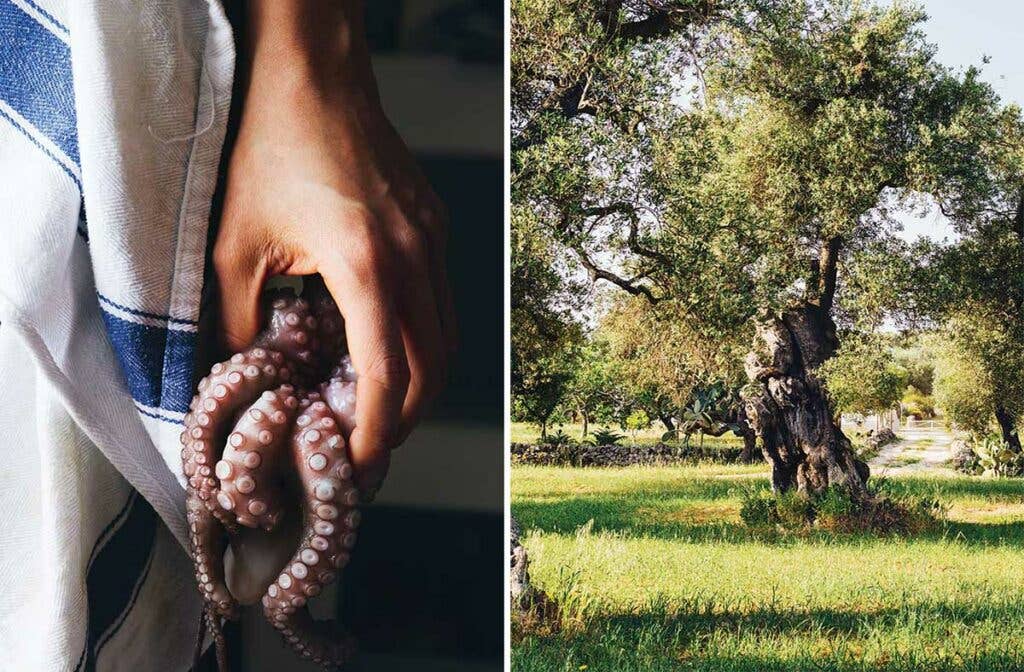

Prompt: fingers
[417,198,458,354]
[394,254,446,444]
[320,260,408,495]
[213,235,267,352]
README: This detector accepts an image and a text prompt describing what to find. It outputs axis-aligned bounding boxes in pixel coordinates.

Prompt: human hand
[213,0,455,496]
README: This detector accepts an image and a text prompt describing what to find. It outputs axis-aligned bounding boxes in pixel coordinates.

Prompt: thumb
[213,239,266,352]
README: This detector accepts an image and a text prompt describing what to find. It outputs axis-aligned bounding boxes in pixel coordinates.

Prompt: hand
[213,0,455,495]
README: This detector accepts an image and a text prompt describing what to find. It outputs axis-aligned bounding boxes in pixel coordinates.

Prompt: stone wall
[863,427,897,453]
[510,442,743,467]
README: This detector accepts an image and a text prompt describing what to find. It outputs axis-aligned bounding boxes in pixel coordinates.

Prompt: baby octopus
[181,280,361,670]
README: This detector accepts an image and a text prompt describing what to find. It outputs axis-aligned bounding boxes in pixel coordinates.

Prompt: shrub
[739,490,777,528]
[819,336,907,417]
[540,429,574,447]
[625,409,651,434]
[775,490,814,528]
[586,428,625,446]
[951,439,981,475]
[974,436,1024,477]
[949,436,1024,477]
[738,483,946,535]
[815,486,858,530]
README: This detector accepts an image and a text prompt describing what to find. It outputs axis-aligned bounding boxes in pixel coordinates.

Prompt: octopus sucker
[184,281,358,671]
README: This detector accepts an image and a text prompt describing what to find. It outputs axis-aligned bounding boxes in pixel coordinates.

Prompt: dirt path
[868,420,958,476]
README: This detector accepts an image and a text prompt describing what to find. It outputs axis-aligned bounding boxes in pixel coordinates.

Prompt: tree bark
[510,515,532,610]
[741,302,870,496]
[739,428,758,463]
[994,404,1023,453]
[735,409,759,463]
[510,513,558,623]
[659,414,675,432]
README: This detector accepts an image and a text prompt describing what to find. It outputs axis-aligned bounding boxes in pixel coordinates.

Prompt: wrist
[243,0,377,96]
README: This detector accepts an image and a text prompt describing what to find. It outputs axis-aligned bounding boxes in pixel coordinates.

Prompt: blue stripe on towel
[162,328,198,414]
[100,309,196,416]
[98,292,199,327]
[0,0,79,167]
[73,491,159,672]
[21,0,69,36]
[0,103,80,190]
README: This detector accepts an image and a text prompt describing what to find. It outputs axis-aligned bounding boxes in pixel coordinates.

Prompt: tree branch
[1015,186,1024,241]
[570,242,663,304]
[816,237,842,314]
[580,203,673,267]
[616,2,718,40]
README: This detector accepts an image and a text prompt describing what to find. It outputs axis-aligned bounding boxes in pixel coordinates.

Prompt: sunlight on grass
[512,465,1024,671]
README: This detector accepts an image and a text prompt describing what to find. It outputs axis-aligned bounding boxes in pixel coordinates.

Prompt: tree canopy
[512,0,1024,461]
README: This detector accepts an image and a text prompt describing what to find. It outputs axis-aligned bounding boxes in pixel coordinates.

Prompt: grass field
[512,464,1024,672]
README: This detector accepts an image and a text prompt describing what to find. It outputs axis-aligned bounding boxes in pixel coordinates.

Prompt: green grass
[885,454,924,468]
[512,464,1024,671]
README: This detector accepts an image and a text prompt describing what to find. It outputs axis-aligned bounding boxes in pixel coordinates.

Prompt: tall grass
[512,465,1024,671]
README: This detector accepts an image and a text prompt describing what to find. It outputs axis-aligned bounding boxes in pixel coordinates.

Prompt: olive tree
[514,0,994,496]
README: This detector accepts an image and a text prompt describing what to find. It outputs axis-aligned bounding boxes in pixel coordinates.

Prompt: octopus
[181,279,361,670]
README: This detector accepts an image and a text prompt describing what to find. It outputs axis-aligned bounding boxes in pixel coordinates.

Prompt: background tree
[563,338,619,438]
[930,330,1007,440]
[698,2,998,496]
[516,0,995,496]
[819,335,907,424]
[511,208,586,437]
[909,82,1024,450]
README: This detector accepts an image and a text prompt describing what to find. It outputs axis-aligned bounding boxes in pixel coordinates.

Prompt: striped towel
[0,0,235,668]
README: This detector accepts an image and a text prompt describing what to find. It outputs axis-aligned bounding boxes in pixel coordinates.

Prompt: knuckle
[345,233,390,283]
[364,352,411,390]
[395,226,429,262]
[212,239,237,274]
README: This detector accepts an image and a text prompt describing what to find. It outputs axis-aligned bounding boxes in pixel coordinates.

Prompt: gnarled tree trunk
[510,514,556,623]
[742,302,869,496]
[994,405,1023,453]
[510,515,532,610]
[735,408,759,463]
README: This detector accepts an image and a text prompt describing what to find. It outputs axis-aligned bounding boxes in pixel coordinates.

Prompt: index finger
[320,264,409,495]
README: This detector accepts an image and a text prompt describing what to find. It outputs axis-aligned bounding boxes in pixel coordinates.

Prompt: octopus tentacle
[304,281,347,366]
[186,496,236,619]
[321,365,357,438]
[184,280,364,669]
[216,385,300,530]
[262,396,359,669]
[255,293,321,380]
[183,347,293,620]
[184,348,292,524]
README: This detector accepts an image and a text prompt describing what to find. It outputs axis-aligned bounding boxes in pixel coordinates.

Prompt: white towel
[0,0,234,669]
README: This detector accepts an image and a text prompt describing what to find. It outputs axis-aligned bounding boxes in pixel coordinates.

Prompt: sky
[920,0,1023,108]
[896,0,1023,242]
